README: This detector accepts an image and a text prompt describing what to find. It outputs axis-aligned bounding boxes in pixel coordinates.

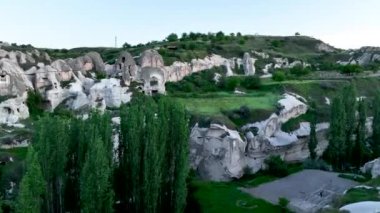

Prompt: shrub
[26,91,44,117]
[289,65,311,77]
[303,159,331,171]
[241,75,262,90]
[340,64,363,74]
[271,40,283,48]
[278,197,289,211]
[220,77,239,91]
[264,156,289,177]
[272,71,286,82]
[95,71,107,80]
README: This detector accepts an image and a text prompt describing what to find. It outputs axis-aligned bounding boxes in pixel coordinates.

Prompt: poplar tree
[326,96,346,169]
[119,97,189,213]
[308,101,318,160]
[342,84,357,162]
[353,99,368,167]
[80,135,114,213]
[16,146,45,213]
[372,93,380,158]
[34,116,69,213]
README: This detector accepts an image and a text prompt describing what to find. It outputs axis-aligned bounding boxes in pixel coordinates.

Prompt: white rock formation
[190,123,247,181]
[242,53,256,75]
[252,51,269,59]
[361,158,380,178]
[273,57,289,69]
[316,43,335,53]
[51,59,73,81]
[89,78,131,109]
[164,54,234,82]
[65,52,105,73]
[0,93,29,125]
[190,93,329,181]
[139,49,164,68]
[0,58,34,96]
[340,201,380,213]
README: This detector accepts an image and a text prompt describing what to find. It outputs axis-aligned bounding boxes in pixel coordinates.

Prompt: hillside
[2,33,343,64]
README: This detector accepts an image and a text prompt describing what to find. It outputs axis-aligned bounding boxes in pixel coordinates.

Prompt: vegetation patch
[190,180,281,213]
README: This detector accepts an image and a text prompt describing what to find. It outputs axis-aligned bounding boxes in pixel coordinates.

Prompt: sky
[1,0,379,49]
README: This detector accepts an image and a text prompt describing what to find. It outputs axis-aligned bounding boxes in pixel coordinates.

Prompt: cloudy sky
[1,0,379,49]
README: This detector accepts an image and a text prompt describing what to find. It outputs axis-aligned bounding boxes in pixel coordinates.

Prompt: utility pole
[115,36,117,48]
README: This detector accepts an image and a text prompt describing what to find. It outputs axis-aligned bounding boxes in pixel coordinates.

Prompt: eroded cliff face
[190,122,329,181]
[189,93,330,181]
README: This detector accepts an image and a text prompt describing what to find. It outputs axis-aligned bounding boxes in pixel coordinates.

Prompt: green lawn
[174,92,278,115]
[338,188,380,207]
[191,180,282,213]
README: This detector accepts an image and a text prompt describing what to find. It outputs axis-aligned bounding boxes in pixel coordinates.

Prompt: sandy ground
[242,169,358,212]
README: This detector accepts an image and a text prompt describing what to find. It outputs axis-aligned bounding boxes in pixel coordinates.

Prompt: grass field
[188,165,303,213]
[190,179,282,213]
[174,92,278,115]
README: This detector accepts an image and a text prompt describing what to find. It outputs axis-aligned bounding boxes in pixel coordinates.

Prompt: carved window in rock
[0,74,7,83]
[150,77,159,87]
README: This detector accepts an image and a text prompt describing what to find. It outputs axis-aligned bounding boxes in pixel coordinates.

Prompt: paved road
[242,170,358,212]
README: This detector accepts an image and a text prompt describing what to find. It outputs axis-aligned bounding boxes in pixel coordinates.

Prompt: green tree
[241,75,262,90]
[372,93,380,157]
[353,99,369,167]
[272,71,286,82]
[80,136,114,213]
[264,156,289,177]
[308,101,318,159]
[166,33,179,42]
[34,116,69,213]
[122,42,131,49]
[26,91,44,118]
[325,96,347,169]
[16,146,46,213]
[119,97,189,213]
[342,84,357,163]
[161,99,189,213]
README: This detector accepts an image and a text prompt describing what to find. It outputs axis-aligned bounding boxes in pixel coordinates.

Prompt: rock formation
[139,49,164,68]
[242,52,256,75]
[189,93,329,181]
[65,52,105,73]
[140,67,166,95]
[361,158,380,178]
[0,59,33,96]
[190,123,247,181]
[89,78,131,109]
[0,93,29,125]
[114,51,138,85]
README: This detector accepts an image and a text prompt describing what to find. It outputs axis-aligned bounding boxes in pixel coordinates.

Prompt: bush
[278,197,289,211]
[272,71,286,82]
[303,159,331,171]
[289,65,311,77]
[264,156,289,177]
[241,75,262,90]
[26,91,44,117]
[220,77,239,91]
[95,71,107,80]
[339,64,363,74]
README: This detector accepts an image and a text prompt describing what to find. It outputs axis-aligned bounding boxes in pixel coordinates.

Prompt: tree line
[324,83,380,170]
[15,96,189,213]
